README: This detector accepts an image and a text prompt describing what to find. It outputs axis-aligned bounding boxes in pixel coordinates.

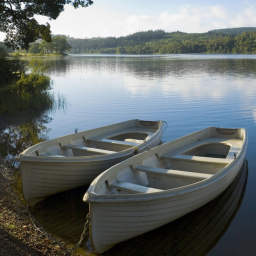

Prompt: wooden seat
[62,144,116,154]
[39,152,65,157]
[135,165,212,180]
[124,138,144,144]
[110,180,162,194]
[90,138,139,146]
[162,154,232,165]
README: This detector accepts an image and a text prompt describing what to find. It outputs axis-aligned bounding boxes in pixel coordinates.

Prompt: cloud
[114,5,256,35]
[60,4,256,38]
[2,4,256,41]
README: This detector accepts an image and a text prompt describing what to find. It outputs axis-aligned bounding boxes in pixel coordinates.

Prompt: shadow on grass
[0,229,43,256]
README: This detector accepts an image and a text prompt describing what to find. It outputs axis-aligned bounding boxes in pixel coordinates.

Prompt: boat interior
[94,128,245,195]
[26,120,161,157]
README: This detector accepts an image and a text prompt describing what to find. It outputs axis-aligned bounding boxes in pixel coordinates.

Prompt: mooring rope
[163,120,168,130]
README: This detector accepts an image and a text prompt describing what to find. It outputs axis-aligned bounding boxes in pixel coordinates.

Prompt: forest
[66,28,256,54]
[1,27,256,55]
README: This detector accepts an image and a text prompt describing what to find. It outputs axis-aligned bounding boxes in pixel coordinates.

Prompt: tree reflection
[42,56,256,80]
[0,115,52,165]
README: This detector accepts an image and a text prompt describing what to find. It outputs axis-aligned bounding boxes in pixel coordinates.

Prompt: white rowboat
[84,127,247,254]
[17,119,164,206]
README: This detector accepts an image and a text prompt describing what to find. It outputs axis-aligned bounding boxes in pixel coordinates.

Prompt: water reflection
[0,114,52,164]
[0,91,68,164]
[43,56,256,79]
[40,56,256,119]
[32,160,247,255]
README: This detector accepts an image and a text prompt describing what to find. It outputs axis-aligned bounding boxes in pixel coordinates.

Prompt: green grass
[0,87,55,114]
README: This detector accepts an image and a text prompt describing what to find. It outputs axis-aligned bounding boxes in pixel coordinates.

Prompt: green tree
[29,42,41,54]
[38,40,52,54]
[51,35,72,54]
[0,52,26,88]
[0,0,93,50]
[37,35,71,54]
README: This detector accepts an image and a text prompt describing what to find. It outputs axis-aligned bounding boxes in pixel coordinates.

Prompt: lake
[2,54,256,255]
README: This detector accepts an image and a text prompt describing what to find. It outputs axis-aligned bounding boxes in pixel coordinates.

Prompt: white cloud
[114,5,256,35]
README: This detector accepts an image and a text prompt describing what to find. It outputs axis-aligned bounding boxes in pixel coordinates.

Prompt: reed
[0,56,63,114]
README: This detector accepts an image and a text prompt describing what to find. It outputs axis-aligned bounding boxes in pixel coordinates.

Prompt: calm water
[2,54,256,255]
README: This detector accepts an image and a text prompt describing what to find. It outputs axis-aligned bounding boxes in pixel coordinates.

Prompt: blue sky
[1,0,256,40]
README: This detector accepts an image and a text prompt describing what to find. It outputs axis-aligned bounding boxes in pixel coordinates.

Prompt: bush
[0,55,53,114]
[13,59,51,99]
[0,51,26,88]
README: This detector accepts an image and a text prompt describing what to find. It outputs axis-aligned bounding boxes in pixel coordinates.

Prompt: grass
[0,58,60,115]
[0,89,55,114]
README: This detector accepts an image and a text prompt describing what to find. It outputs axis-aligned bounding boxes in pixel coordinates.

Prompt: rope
[163,121,168,130]
[71,213,90,254]
[26,204,44,234]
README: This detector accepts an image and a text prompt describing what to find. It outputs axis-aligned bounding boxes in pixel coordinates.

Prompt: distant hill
[67,27,256,54]
[208,27,256,36]
[3,27,256,55]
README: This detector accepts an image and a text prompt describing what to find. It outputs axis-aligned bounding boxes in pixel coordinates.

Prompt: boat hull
[21,155,130,206]
[89,153,245,253]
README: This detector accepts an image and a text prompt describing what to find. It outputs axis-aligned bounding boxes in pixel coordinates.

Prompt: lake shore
[10,53,68,57]
[0,114,73,255]
[0,157,73,255]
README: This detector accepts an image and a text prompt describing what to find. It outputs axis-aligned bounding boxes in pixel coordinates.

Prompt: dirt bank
[0,158,74,255]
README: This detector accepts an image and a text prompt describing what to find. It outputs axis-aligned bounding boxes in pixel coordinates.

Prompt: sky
[1,0,256,40]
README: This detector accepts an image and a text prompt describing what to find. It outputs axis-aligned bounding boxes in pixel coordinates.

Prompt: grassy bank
[11,53,67,57]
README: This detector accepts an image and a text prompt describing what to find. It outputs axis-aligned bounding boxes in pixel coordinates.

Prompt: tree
[51,35,71,54]
[38,40,52,54]
[0,53,26,88]
[37,35,71,54]
[0,0,93,50]
[29,42,41,54]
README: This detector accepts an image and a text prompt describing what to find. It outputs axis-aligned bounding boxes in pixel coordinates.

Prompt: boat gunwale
[84,127,248,203]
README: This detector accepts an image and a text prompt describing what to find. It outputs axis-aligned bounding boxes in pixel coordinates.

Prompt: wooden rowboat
[101,160,247,255]
[17,119,164,206]
[84,127,247,254]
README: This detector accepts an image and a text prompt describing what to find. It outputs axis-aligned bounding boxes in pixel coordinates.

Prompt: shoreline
[0,113,74,255]
[0,157,73,255]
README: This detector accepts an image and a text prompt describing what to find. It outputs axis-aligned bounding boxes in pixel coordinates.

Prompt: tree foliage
[39,35,71,54]
[0,0,93,50]
[0,41,14,53]
[0,53,26,88]
[13,59,51,99]
[29,42,41,54]
[27,35,71,54]
[208,27,256,36]
[67,30,256,54]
